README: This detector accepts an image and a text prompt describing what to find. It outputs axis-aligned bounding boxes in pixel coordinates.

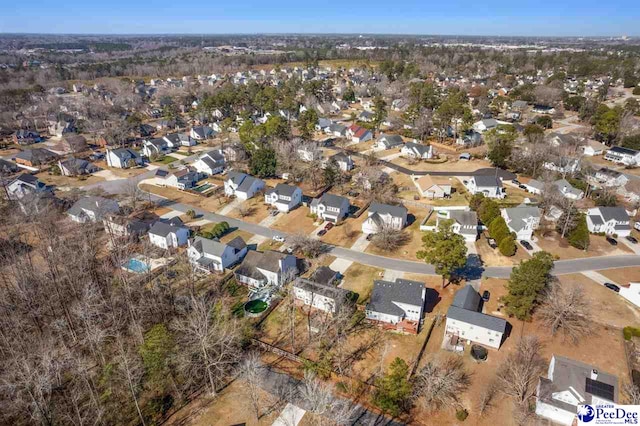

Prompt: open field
[226,197,271,224]
[598,266,640,284]
[535,231,633,260]
[270,207,318,236]
[35,171,106,188]
[389,156,492,173]
[139,183,229,212]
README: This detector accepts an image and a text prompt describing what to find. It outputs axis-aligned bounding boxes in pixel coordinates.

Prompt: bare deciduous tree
[287,234,327,258]
[370,225,410,251]
[413,355,471,411]
[241,352,265,421]
[496,336,546,409]
[538,281,592,343]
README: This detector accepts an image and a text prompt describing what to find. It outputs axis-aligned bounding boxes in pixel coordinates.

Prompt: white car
[272,235,285,243]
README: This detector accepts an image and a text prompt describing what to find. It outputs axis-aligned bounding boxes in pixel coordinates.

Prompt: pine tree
[372,357,412,416]
[499,236,516,256]
[502,252,555,320]
[568,214,590,250]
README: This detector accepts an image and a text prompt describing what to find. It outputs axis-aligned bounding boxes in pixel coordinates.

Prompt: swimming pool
[124,257,151,273]
[193,183,215,193]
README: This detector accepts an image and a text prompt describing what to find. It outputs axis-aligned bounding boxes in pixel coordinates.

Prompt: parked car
[482,291,490,302]
[606,236,618,246]
[272,235,285,243]
[512,179,521,185]
[604,282,620,292]
[626,235,638,244]
[324,222,334,231]
[366,233,374,241]
[634,222,640,231]
[317,229,327,237]
[518,184,527,190]
[487,238,497,249]
[520,240,533,250]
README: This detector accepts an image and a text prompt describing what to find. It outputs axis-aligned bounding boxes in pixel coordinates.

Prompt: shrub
[456,409,469,421]
[489,216,510,243]
[499,236,517,256]
[186,209,196,219]
[634,86,640,96]
[623,326,640,340]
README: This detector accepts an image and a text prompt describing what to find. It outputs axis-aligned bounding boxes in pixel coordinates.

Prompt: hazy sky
[1,0,639,36]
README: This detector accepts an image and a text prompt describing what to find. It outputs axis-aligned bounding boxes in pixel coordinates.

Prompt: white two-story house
[464,175,505,199]
[264,183,302,212]
[67,196,120,223]
[224,172,265,200]
[362,202,408,234]
[106,148,144,169]
[310,193,350,223]
[187,236,248,273]
[293,278,350,314]
[365,278,426,334]
[401,142,433,160]
[445,285,507,350]
[234,250,297,291]
[605,146,640,166]
[192,150,225,175]
[586,206,631,237]
[148,220,190,249]
[501,206,541,241]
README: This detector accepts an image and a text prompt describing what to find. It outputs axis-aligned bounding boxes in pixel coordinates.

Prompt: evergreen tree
[478,198,500,225]
[489,216,510,244]
[567,214,590,250]
[502,252,555,320]
[499,236,517,256]
[417,220,467,287]
[249,148,277,178]
[372,357,412,416]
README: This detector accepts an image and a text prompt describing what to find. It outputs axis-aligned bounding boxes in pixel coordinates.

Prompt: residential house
[224,172,265,200]
[501,205,541,241]
[532,104,556,114]
[14,148,58,167]
[187,236,248,273]
[543,156,580,175]
[464,175,504,199]
[375,133,404,150]
[327,123,347,137]
[347,125,372,143]
[297,145,323,162]
[52,134,87,154]
[535,355,618,426]
[605,146,640,166]
[328,152,354,171]
[472,118,498,133]
[315,118,332,132]
[165,168,201,190]
[415,175,453,199]
[12,130,42,145]
[523,179,544,195]
[358,110,374,122]
[67,196,120,223]
[435,210,479,242]
[456,130,483,147]
[582,139,607,156]
[103,215,150,239]
[264,183,302,212]
[401,142,433,160]
[148,219,190,249]
[190,126,215,140]
[0,159,19,174]
[163,132,195,147]
[106,148,143,169]
[6,174,49,200]
[553,179,584,200]
[445,285,507,350]
[293,278,350,314]
[362,202,408,234]
[310,193,350,223]
[234,250,297,290]
[192,150,225,175]
[142,138,172,158]
[595,168,629,187]
[586,207,631,237]
[48,120,76,137]
[58,158,99,176]
[365,278,426,334]
[310,266,339,286]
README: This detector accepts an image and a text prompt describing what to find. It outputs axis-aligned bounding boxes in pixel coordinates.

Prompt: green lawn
[154,155,180,165]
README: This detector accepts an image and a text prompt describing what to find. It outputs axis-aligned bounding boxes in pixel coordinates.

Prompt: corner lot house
[464,175,504,199]
[165,168,201,190]
[187,236,247,273]
[264,183,302,212]
[365,278,426,334]
[106,148,143,169]
[7,174,49,200]
[375,133,404,150]
[415,175,452,199]
[192,150,225,175]
[362,202,408,234]
[234,250,297,290]
[67,196,120,223]
[224,172,265,200]
[586,206,631,237]
[310,193,350,223]
[434,210,479,242]
[605,146,640,166]
[501,206,541,241]
[148,220,190,249]
[401,141,433,159]
[445,285,507,350]
[293,278,350,314]
[535,355,618,426]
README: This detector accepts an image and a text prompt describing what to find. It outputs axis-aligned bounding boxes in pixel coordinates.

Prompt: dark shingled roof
[447,285,507,333]
[369,202,407,219]
[366,278,424,316]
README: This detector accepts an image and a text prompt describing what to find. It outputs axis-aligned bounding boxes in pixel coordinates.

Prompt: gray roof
[15,148,58,164]
[235,250,293,280]
[448,210,478,228]
[482,118,498,127]
[447,285,507,333]
[237,175,262,193]
[526,179,544,191]
[503,206,540,232]
[311,266,339,285]
[294,278,348,301]
[378,133,404,146]
[538,355,618,413]
[67,196,119,219]
[598,207,629,222]
[512,100,528,109]
[267,183,299,198]
[403,141,431,155]
[473,175,502,188]
[608,146,639,156]
[366,278,424,316]
[318,193,349,209]
[588,215,604,226]
[111,148,140,160]
[554,179,582,197]
[369,202,407,219]
[149,220,188,237]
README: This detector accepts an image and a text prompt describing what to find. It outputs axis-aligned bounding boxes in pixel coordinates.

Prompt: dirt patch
[390,156,492,173]
[271,207,318,236]
[341,263,384,303]
[35,171,106,188]
[320,214,368,248]
[599,267,640,285]
[226,198,271,224]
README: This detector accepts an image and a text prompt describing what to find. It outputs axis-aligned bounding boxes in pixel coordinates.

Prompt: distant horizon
[2,0,639,37]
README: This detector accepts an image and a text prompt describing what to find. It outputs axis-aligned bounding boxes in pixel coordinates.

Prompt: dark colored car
[324,222,334,231]
[518,184,528,190]
[317,229,327,237]
[487,238,497,249]
[482,291,490,302]
[366,233,374,241]
[626,235,638,244]
[606,236,618,246]
[512,179,520,185]
[604,282,620,292]
[520,240,533,250]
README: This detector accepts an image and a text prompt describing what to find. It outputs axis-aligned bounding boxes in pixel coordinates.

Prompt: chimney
[591,369,598,380]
